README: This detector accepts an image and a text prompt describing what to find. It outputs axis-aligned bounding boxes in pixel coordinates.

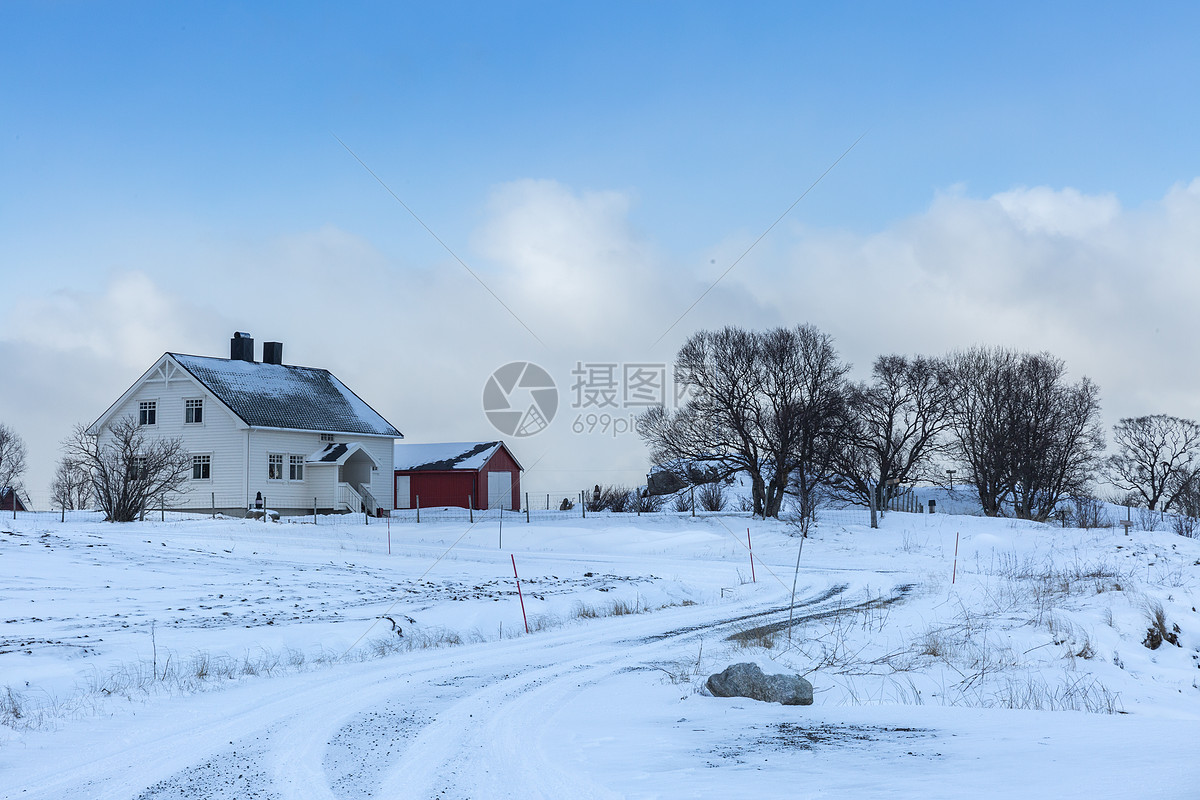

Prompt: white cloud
[6,179,1200,501]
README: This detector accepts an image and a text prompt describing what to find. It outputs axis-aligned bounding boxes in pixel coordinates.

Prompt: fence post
[691,486,695,517]
[581,490,585,519]
[525,492,530,523]
[313,497,317,524]
[469,496,473,524]
[416,495,420,523]
[512,554,530,634]
[869,483,878,529]
[212,491,216,520]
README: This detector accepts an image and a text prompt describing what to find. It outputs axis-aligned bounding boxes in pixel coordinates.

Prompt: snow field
[1,509,1198,797]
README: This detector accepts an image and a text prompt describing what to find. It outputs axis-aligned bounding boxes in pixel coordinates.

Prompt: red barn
[0,487,28,512]
[393,441,523,511]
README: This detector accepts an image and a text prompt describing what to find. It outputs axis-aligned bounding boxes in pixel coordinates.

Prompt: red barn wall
[395,471,476,509]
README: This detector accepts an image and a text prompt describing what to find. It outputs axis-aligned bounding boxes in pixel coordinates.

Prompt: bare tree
[638,327,767,512]
[61,416,191,522]
[944,347,1104,521]
[1007,360,1103,522]
[1170,468,1200,520]
[638,325,848,518]
[51,455,94,510]
[1106,415,1200,512]
[758,325,850,519]
[828,354,953,508]
[943,347,1017,516]
[0,422,28,497]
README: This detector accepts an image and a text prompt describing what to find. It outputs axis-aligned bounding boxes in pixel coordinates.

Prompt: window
[268,454,284,480]
[139,401,157,426]
[320,433,335,442]
[289,455,304,481]
[192,455,211,480]
[128,456,148,480]
[185,398,204,424]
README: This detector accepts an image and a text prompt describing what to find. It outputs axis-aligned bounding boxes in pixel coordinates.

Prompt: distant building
[0,487,28,512]
[393,441,523,511]
[88,332,403,516]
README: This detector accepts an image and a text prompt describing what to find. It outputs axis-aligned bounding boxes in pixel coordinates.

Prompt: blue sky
[4,2,1200,496]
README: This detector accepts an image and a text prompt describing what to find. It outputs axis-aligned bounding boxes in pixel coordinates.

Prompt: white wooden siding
[96,355,398,512]
[98,357,249,510]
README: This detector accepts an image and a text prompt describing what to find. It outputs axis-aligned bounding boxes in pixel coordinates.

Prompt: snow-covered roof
[305,442,380,468]
[170,354,402,437]
[394,441,517,471]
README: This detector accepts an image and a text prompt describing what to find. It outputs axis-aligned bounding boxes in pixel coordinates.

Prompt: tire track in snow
[15,582,911,799]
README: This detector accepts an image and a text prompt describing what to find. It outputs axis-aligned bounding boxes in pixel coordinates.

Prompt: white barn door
[487,471,513,510]
[395,475,411,509]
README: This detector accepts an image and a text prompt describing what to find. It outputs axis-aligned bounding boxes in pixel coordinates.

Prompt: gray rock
[705,662,813,706]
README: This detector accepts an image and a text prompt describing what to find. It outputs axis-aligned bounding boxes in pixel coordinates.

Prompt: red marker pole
[747,528,756,583]
[512,554,530,634]
[952,531,960,585]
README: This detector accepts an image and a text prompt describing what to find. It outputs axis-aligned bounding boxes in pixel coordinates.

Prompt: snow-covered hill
[2,510,1197,798]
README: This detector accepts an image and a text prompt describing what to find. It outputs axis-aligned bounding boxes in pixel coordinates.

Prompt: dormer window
[185,398,204,424]
[139,401,157,426]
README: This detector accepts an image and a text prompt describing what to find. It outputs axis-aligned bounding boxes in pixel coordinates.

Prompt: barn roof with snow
[393,441,522,471]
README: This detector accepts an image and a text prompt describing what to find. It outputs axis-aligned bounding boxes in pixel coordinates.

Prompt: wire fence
[7,487,1193,537]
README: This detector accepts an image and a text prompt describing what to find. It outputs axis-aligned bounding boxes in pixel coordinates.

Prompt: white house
[87,332,403,516]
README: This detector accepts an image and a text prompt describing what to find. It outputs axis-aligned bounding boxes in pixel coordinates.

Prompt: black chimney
[230,332,254,362]
[263,341,283,365]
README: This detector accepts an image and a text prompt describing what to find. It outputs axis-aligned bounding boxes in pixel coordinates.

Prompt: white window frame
[191,454,211,481]
[268,453,284,481]
[185,398,204,425]
[139,400,157,426]
[289,455,304,481]
[320,433,335,442]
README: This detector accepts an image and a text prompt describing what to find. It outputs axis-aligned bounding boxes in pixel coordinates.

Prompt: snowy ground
[2,508,1198,798]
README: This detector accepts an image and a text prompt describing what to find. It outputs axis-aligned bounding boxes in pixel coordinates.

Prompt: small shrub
[1142,600,1181,650]
[697,482,727,512]
[573,602,601,619]
[1075,636,1096,660]
[612,598,638,616]
[918,627,956,659]
[1171,514,1198,538]
[1068,495,1113,529]
[1135,506,1161,532]
[586,485,635,512]
[671,492,692,512]
[2,686,23,724]
[632,491,666,513]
